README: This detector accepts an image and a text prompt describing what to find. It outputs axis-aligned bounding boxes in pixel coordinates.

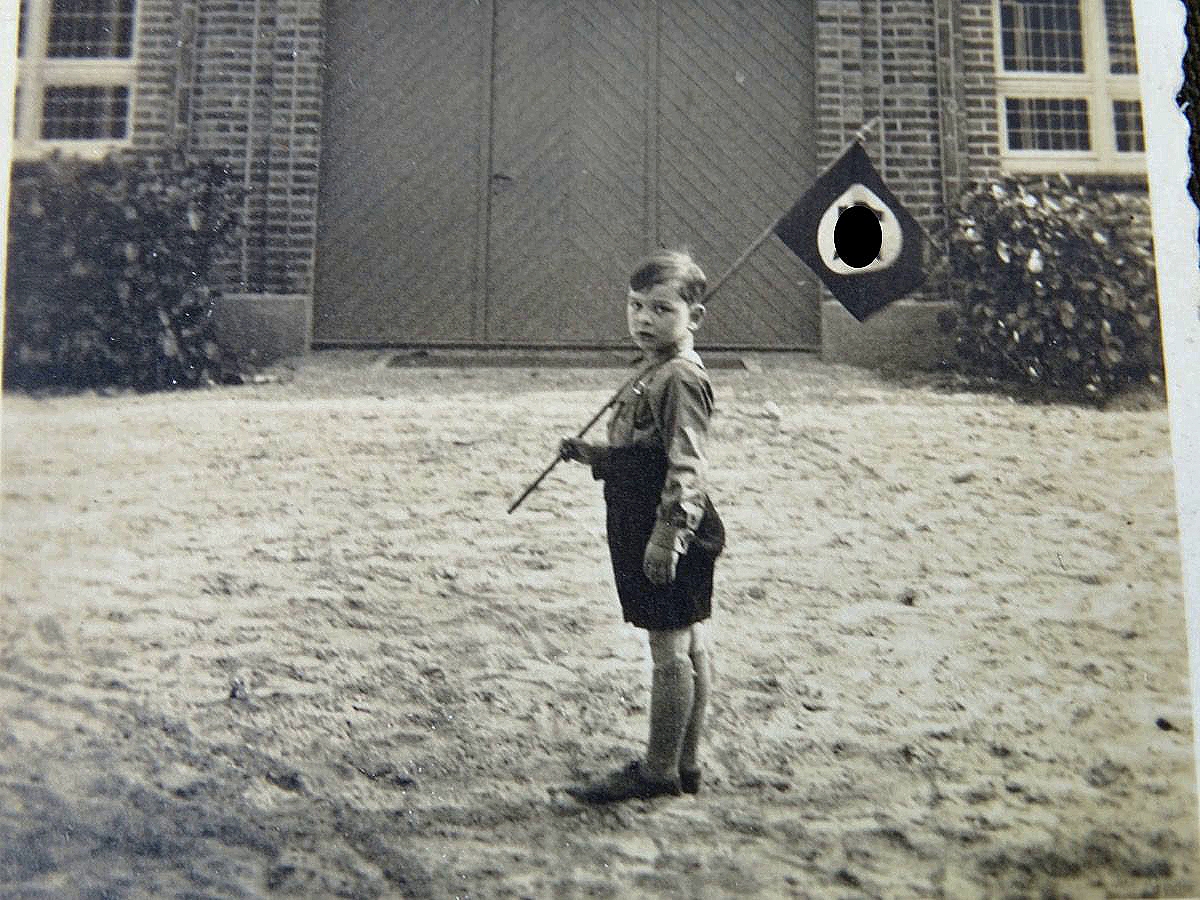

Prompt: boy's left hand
[643,543,679,585]
[559,437,600,465]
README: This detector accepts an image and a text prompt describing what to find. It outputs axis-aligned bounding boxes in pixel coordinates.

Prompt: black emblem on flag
[773,141,928,321]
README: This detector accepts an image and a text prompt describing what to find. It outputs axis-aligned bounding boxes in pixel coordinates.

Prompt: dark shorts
[602,446,725,631]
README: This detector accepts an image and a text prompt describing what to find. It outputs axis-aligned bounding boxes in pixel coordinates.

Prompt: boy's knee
[687,625,712,684]
[648,627,692,672]
[653,654,691,680]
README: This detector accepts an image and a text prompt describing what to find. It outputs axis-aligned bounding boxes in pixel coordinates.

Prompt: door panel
[485,0,648,344]
[314,0,489,343]
[314,1,819,348]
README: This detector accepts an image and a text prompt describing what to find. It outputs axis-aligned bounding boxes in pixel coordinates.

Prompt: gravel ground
[1,350,1196,899]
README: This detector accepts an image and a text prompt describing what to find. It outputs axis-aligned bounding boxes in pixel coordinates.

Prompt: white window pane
[1005,97,1091,150]
[999,0,1085,73]
[47,0,136,60]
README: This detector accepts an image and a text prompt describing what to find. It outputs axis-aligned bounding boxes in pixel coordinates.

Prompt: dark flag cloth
[773,141,929,321]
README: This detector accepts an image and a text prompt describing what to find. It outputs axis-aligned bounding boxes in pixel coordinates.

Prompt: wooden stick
[702,218,784,302]
[818,116,881,181]
[506,374,636,514]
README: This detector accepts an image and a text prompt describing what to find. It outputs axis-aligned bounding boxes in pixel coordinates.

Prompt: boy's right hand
[559,437,599,465]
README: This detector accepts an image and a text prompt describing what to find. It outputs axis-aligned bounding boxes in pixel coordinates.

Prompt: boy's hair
[629,249,707,306]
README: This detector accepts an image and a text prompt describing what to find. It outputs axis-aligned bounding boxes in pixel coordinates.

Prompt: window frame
[14,0,140,160]
[993,0,1145,175]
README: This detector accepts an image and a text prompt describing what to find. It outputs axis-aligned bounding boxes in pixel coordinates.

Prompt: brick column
[170,0,323,299]
[956,0,1003,179]
[132,0,186,145]
[260,2,322,295]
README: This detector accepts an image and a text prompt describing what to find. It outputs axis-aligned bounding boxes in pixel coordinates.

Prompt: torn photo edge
[1134,0,1200,796]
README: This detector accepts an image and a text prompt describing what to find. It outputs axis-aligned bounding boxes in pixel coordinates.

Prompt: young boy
[559,249,725,803]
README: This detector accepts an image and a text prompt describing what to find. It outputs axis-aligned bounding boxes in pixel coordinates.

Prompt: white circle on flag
[817,183,903,275]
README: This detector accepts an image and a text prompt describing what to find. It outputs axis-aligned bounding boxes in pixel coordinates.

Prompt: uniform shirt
[594,349,715,554]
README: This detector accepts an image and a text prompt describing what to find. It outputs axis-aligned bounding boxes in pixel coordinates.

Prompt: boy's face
[626,283,704,355]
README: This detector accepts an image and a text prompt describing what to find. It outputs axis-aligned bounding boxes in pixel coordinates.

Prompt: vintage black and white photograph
[1,0,1198,897]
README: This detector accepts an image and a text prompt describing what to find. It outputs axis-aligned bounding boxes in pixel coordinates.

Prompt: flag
[773,141,928,321]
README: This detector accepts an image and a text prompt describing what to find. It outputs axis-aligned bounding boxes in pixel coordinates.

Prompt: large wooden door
[314,1,818,348]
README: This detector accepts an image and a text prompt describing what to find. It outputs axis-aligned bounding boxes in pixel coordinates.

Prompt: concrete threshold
[384,349,750,370]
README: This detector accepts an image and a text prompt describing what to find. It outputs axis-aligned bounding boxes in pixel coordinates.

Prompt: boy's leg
[678,621,711,775]
[644,626,695,781]
[565,625,694,804]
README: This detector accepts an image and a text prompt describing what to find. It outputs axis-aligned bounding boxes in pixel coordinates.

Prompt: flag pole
[702,221,782,302]
[820,116,881,181]
[507,365,652,514]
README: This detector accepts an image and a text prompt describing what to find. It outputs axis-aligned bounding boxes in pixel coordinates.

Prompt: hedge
[943,174,1162,401]
[4,150,243,391]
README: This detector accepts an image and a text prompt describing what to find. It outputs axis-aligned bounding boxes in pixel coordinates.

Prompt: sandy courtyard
[1,351,1197,899]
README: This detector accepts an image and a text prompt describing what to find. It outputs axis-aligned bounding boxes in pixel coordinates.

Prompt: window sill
[1000,153,1146,177]
[12,139,134,161]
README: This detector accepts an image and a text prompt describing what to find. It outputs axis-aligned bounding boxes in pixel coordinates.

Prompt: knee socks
[644,628,713,780]
[644,641,694,780]
[678,645,711,773]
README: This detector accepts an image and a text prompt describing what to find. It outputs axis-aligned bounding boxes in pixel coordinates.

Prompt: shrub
[943,174,1161,401]
[4,149,243,391]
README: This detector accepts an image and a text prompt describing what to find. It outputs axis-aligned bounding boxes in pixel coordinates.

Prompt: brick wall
[131,0,184,145]
[131,0,324,296]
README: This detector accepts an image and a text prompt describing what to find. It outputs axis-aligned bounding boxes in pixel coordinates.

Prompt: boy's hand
[559,437,599,465]
[643,543,679,585]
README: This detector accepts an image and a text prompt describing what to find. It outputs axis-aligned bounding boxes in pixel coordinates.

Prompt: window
[995,0,1144,174]
[14,0,139,158]
[1005,97,1090,150]
[1111,98,1144,152]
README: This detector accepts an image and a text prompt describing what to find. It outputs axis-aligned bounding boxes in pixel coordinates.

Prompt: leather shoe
[680,767,701,795]
[566,760,682,804]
